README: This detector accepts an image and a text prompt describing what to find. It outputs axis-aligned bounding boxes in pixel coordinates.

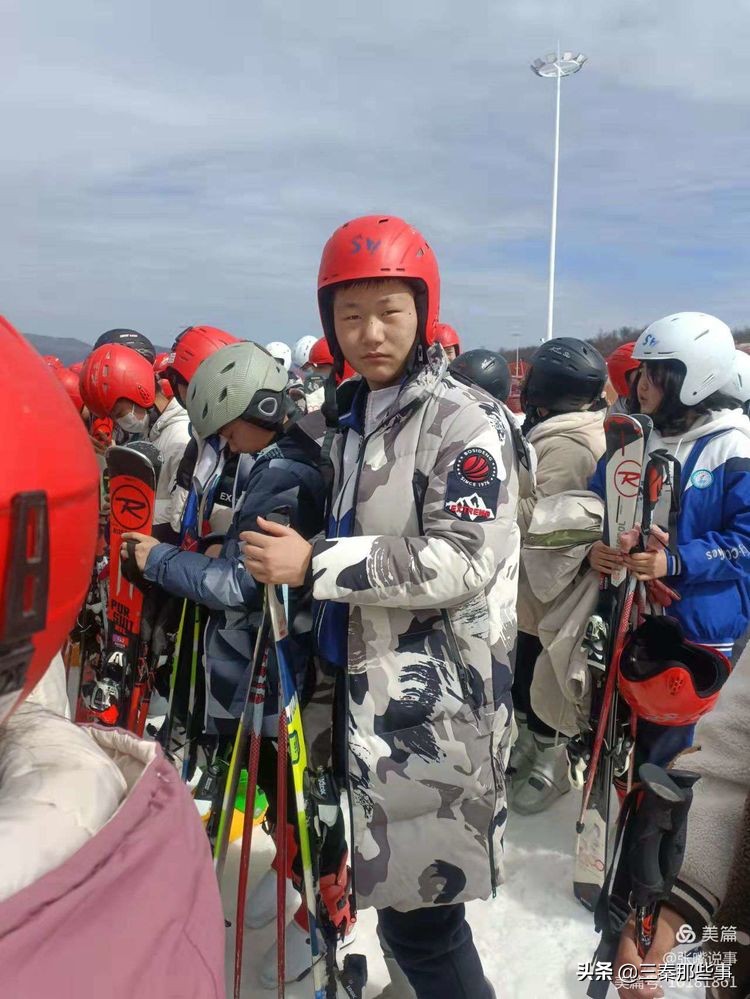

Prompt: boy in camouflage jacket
[242,215,525,999]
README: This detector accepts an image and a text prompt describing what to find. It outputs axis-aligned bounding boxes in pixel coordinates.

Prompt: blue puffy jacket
[144,423,327,734]
[590,409,750,654]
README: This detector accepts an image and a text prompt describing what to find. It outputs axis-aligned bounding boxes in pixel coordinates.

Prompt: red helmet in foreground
[0,318,99,724]
[80,343,156,417]
[317,215,440,372]
[618,616,731,726]
[53,367,84,412]
[433,322,461,354]
[607,341,640,398]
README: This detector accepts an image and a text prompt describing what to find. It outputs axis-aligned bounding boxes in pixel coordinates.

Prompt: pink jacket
[0,708,225,999]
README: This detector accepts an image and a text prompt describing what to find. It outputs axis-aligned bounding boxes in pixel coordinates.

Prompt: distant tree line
[501,325,750,363]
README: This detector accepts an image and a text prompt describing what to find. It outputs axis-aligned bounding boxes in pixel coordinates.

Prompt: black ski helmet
[450,349,511,403]
[522,337,606,412]
[93,328,156,364]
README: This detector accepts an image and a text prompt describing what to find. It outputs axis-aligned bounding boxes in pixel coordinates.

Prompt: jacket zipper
[441,609,482,717]
[487,731,499,897]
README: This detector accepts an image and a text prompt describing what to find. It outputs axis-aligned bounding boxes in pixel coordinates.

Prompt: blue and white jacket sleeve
[588,455,606,500]
[675,457,750,583]
[143,544,258,611]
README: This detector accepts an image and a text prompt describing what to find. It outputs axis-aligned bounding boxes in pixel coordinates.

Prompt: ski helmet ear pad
[239,388,290,431]
[618,615,731,725]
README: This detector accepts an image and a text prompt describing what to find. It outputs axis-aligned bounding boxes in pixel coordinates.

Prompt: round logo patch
[455,448,497,487]
[690,468,713,490]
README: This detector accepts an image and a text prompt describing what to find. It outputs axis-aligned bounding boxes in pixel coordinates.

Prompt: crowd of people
[2,212,750,998]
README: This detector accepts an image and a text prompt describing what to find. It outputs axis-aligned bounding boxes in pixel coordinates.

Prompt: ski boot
[512,734,571,814]
[373,927,417,999]
[507,710,538,794]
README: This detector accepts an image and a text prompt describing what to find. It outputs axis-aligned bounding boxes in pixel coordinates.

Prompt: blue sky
[2,0,748,351]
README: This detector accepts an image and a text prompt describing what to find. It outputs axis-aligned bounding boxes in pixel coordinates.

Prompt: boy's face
[332,279,418,390]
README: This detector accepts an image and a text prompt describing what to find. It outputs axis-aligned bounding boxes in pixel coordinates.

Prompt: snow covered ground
[221,788,601,998]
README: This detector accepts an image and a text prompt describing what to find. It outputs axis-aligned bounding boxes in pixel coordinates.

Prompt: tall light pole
[531,48,586,340]
[512,330,521,369]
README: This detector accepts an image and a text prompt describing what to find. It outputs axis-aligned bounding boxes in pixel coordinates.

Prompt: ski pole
[214,610,272,881]
[233,633,270,998]
[276,709,288,999]
[181,604,202,782]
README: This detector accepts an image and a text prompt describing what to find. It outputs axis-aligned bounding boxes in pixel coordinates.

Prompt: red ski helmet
[618,616,732,726]
[80,343,156,418]
[43,355,63,369]
[153,352,174,399]
[53,367,84,412]
[433,323,461,355]
[165,326,241,385]
[308,337,355,383]
[317,215,440,373]
[607,341,640,399]
[0,318,99,724]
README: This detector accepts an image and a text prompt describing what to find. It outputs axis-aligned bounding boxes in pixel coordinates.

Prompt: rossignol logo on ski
[111,481,153,531]
[614,459,642,498]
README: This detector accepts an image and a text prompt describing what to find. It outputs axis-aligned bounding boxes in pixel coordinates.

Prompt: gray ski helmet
[186,341,290,437]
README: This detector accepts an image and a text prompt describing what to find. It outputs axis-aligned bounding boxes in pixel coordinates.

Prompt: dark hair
[629,359,737,434]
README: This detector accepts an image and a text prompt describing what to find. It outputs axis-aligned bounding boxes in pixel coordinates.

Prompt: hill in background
[25,333,171,364]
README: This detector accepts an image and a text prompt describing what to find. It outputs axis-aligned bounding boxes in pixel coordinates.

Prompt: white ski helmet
[292,336,318,369]
[722,349,750,404]
[265,341,292,371]
[187,341,289,438]
[633,312,735,405]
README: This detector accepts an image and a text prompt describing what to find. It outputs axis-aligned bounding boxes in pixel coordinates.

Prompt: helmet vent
[220,362,235,374]
[378,218,390,224]
[218,387,228,402]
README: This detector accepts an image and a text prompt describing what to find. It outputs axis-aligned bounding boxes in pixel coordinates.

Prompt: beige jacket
[517,410,605,635]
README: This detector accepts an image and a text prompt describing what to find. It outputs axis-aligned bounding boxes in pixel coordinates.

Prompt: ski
[572,413,652,910]
[213,605,271,882]
[80,443,160,727]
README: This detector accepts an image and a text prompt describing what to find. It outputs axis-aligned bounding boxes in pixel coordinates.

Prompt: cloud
[2,0,748,351]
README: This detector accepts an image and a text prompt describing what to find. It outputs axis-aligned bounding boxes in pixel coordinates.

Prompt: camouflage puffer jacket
[310,349,525,912]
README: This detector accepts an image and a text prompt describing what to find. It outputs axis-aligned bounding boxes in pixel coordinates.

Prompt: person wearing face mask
[80,343,190,542]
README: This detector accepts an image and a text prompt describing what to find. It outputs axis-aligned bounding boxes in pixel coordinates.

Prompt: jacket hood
[151,396,190,438]
[527,408,606,448]
[658,407,750,447]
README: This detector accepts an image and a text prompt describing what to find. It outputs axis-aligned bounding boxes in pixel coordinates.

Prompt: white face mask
[116,406,150,435]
